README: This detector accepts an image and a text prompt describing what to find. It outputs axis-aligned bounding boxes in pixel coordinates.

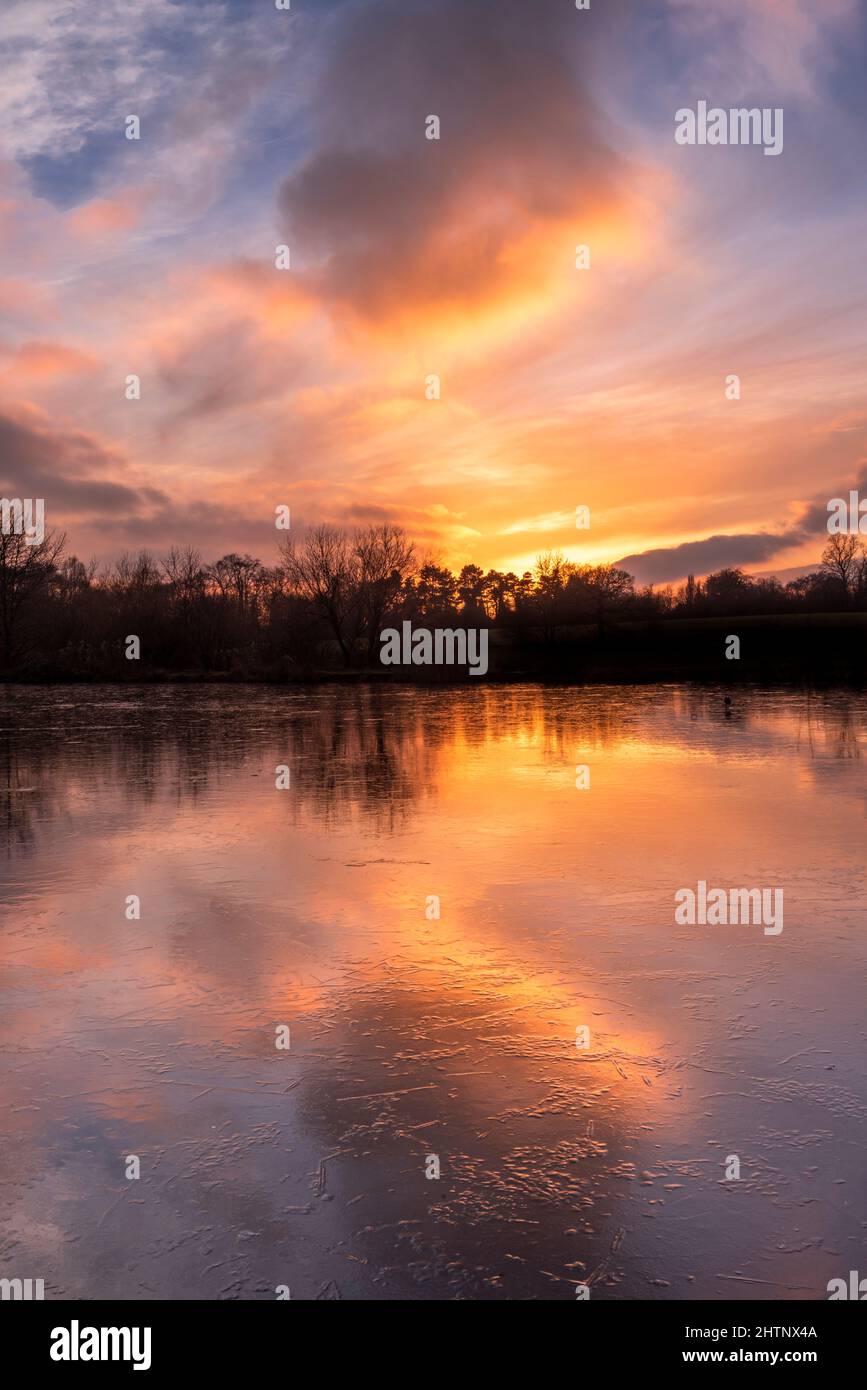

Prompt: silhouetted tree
[2,525,864,680]
[279,525,358,666]
[355,524,416,664]
[0,528,66,668]
[820,533,863,603]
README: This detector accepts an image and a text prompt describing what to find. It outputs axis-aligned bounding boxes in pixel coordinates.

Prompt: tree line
[1,522,864,677]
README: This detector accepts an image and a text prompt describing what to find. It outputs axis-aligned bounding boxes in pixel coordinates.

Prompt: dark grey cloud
[346,502,399,523]
[0,409,168,517]
[616,462,867,584]
[616,530,807,585]
[797,465,867,533]
[278,0,633,321]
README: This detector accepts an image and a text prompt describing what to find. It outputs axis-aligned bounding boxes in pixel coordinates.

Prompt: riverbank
[3,612,867,685]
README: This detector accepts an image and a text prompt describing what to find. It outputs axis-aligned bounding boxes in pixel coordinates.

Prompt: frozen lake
[1,683,864,1299]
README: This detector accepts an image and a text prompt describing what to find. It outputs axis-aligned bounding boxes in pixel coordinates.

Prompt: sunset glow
[1,0,865,584]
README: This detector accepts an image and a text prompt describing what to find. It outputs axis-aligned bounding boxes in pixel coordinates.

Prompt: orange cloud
[3,339,98,379]
[67,187,153,238]
[278,0,658,345]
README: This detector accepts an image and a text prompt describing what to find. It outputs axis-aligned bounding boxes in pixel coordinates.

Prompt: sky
[1,0,866,584]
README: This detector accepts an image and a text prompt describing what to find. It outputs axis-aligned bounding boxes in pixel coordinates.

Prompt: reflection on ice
[0,683,865,1299]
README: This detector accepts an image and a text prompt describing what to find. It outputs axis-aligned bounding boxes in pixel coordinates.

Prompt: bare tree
[279,525,358,666]
[0,528,65,667]
[162,547,205,606]
[533,551,577,641]
[279,524,415,666]
[162,548,208,659]
[109,550,161,597]
[354,524,416,664]
[208,553,265,617]
[820,533,863,602]
[586,563,633,635]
